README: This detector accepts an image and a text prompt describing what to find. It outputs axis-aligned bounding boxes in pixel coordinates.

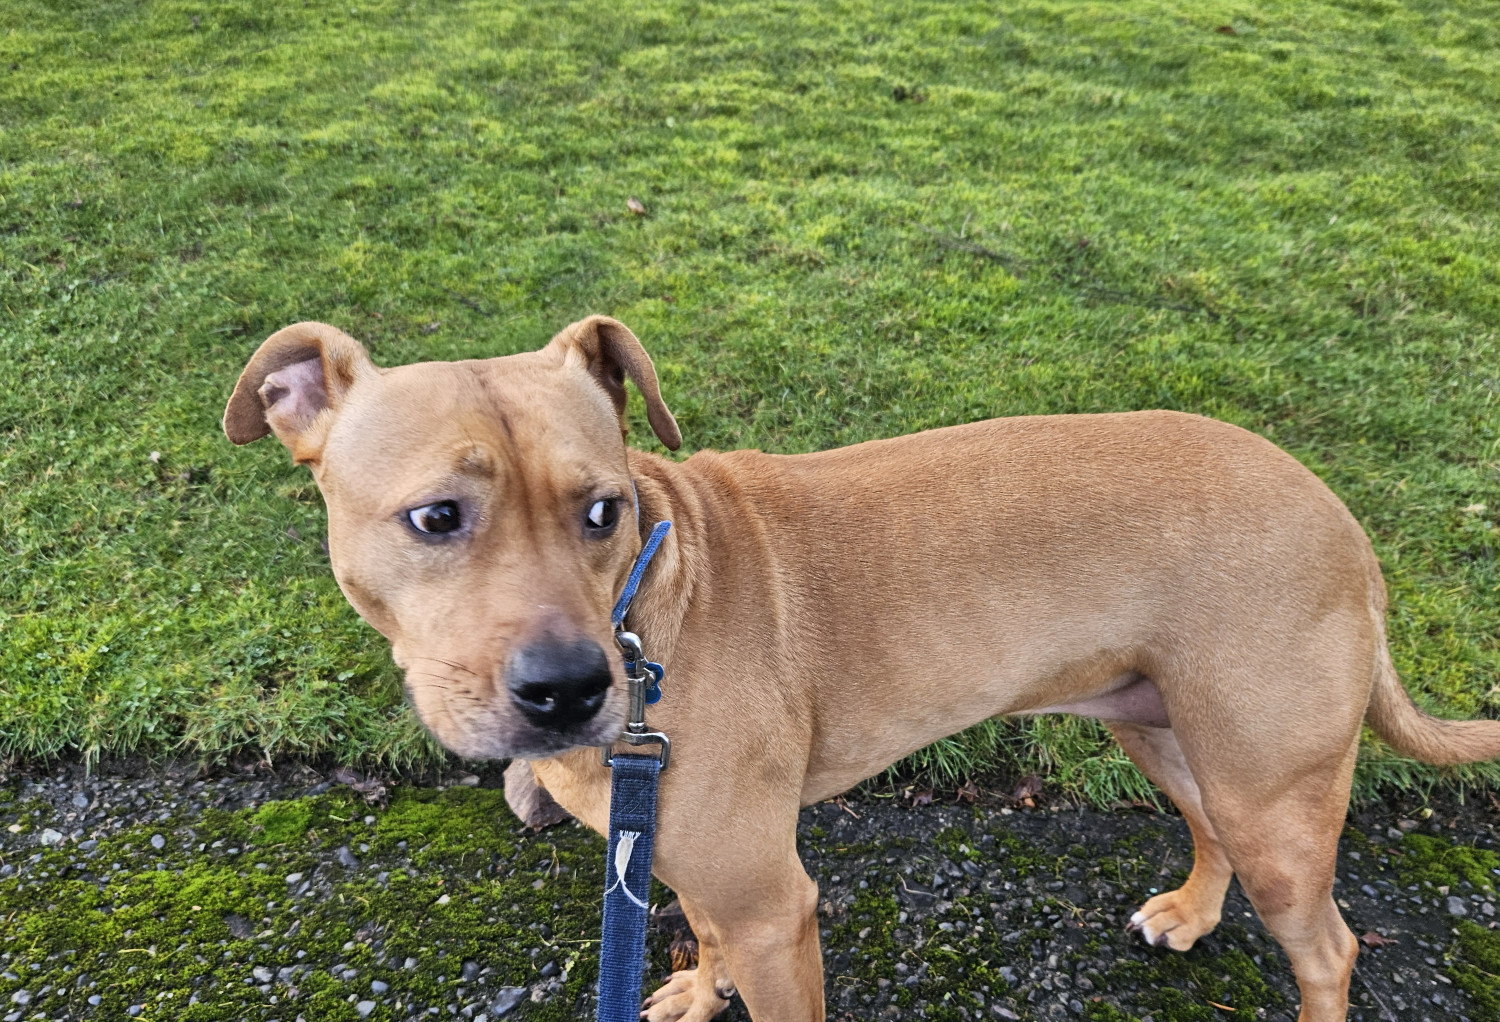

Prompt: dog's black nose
[505,636,612,729]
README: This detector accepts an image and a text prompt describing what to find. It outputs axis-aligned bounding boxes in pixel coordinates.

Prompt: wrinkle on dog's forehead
[318,355,622,504]
[322,415,505,511]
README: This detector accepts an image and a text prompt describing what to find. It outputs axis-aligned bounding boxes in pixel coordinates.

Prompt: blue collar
[610,519,672,629]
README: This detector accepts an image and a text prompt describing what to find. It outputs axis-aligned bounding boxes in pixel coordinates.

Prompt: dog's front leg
[641,897,735,1022]
[659,849,823,1021]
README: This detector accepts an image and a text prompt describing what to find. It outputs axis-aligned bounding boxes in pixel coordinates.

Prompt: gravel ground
[0,761,1495,1022]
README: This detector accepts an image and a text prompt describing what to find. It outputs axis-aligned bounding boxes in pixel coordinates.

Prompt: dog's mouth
[400,671,627,762]
[397,630,629,760]
[501,712,625,760]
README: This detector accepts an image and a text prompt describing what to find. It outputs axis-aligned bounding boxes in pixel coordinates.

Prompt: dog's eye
[407,501,462,535]
[585,497,619,532]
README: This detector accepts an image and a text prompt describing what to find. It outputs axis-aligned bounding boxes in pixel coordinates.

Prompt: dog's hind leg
[1193,734,1361,1022]
[642,896,735,1022]
[1107,722,1233,951]
[1164,631,1367,1022]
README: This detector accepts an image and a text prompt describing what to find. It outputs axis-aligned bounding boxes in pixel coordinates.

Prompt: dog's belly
[1025,673,1169,728]
[798,663,1166,804]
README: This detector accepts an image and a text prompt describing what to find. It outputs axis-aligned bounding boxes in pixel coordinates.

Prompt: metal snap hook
[614,630,645,675]
[601,628,670,769]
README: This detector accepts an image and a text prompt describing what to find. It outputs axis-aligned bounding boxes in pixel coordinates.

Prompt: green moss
[829,886,902,983]
[249,800,314,846]
[0,787,611,1020]
[933,826,976,861]
[1382,833,1500,1021]
[369,787,520,867]
[1102,941,1279,1021]
[1450,919,1500,1022]
[1394,832,1499,895]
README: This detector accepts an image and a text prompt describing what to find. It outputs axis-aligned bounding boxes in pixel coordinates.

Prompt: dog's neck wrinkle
[621,450,704,665]
[624,448,794,679]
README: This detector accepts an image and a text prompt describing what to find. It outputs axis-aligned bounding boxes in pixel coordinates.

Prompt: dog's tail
[1365,633,1500,766]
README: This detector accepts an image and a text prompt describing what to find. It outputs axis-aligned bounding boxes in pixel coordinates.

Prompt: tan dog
[225,315,1500,1022]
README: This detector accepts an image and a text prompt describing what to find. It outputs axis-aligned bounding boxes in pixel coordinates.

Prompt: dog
[224,315,1500,1022]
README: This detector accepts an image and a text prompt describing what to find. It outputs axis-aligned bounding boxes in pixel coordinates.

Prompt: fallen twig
[1353,962,1399,1022]
[915,225,1028,275]
[445,289,493,317]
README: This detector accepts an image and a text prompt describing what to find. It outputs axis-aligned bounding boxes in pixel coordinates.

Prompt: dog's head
[223,316,681,759]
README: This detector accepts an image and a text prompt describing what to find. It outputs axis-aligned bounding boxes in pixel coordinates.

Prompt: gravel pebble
[490,987,527,1016]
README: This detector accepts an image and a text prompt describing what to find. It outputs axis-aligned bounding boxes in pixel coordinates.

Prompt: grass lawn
[3,0,1499,798]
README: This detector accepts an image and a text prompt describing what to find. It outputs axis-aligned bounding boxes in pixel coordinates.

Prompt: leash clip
[600,630,670,770]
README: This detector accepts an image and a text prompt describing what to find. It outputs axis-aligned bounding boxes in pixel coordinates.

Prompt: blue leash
[597,754,661,1022]
[597,518,672,1022]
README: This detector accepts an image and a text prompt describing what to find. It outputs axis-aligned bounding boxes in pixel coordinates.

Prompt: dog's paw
[641,969,732,1022]
[1126,888,1221,951]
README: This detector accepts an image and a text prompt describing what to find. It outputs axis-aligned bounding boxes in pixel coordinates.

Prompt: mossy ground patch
[0,773,1496,1020]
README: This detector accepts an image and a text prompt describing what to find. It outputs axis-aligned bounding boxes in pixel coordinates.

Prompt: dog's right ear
[544,315,682,451]
[223,322,376,460]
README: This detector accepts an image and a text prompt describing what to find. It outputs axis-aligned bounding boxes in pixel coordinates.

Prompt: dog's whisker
[411,655,486,680]
[404,671,471,694]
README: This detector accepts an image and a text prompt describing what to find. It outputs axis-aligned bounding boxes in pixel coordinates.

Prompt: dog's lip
[503,725,618,759]
[493,710,626,759]
[399,672,625,758]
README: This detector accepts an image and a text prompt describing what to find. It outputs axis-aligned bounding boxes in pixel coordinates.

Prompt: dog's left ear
[546,315,682,451]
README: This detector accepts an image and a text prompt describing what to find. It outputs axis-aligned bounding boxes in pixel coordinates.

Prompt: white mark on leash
[604,830,648,909]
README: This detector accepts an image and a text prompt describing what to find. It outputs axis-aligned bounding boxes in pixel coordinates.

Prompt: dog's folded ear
[223,321,377,459]
[546,316,682,451]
